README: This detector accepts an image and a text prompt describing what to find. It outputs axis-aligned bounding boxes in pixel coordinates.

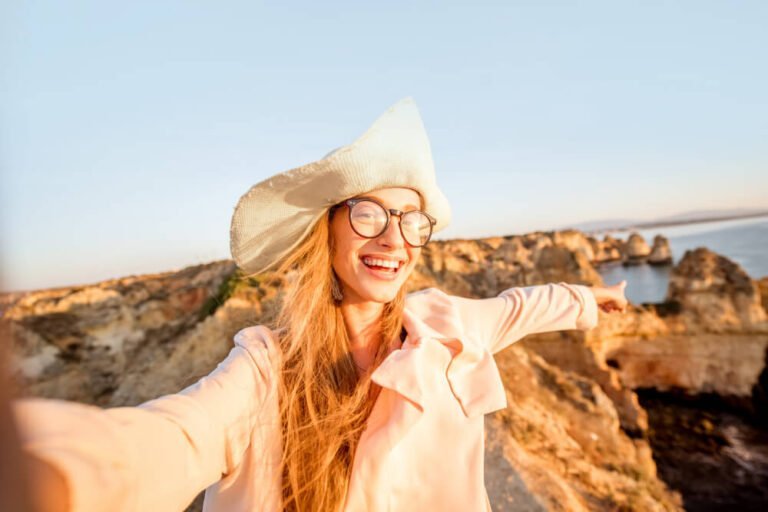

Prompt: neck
[340,299,384,349]
[340,299,385,374]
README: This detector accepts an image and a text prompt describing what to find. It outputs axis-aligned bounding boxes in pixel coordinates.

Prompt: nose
[376,215,406,249]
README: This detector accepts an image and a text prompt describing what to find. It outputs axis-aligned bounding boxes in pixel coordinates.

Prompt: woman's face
[330,187,423,304]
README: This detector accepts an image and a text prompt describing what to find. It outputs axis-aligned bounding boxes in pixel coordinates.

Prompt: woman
[13,98,628,512]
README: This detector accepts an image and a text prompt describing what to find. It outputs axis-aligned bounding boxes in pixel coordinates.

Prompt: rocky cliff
[589,248,768,398]
[6,261,238,404]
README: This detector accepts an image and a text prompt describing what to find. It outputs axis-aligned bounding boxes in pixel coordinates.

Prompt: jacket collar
[371,296,507,418]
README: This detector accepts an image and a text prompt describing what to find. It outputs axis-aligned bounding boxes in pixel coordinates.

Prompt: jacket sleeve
[451,282,599,355]
[12,325,278,512]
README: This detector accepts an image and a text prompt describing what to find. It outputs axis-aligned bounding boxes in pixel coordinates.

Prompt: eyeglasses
[334,197,436,247]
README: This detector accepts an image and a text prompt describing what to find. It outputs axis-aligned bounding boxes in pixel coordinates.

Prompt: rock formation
[601,331,768,396]
[582,232,674,268]
[6,260,237,404]
[580,248,768,398]
[666,248,767,333]
[485,348,679,511]
[412,232,602,299]
[588,236,622,264]
[603,235,625,256]
[551,229,596,262]
[622,233,651,266]
[491,244,768,509]
[648,235,673,265]
[758,277,768,313]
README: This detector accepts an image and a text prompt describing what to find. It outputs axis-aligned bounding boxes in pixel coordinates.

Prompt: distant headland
[561,208,768,235]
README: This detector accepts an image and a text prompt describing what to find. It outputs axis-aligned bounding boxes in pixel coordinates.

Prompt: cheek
[330,217,360,275]
[403,248,421,276]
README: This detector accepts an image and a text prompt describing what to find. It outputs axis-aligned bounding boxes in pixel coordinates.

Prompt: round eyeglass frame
[331,197,437,247]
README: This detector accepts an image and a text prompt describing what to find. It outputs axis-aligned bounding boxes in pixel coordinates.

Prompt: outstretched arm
[12,326,278,512]
[451,281,627,355]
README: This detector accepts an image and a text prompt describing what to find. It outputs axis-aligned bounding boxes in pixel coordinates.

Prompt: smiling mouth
[361,256,405,274]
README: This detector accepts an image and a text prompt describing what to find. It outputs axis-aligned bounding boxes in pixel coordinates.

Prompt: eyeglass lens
[349,200,432,246]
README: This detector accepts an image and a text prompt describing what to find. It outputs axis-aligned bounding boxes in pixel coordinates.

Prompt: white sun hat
[229,97,451,276]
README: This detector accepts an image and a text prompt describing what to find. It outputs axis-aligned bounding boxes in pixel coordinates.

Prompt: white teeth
[362,257,402,269]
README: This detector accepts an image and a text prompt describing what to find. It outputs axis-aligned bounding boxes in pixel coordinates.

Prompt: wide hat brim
[229,97,451,276]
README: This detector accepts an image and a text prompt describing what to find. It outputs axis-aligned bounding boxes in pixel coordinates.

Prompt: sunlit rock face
[602,333,768,396]
[583,248,768,398]
[412,232,602,299]
[602,235,626,261]
[6,260,237,404]
[648,235,673,266]
[551,229,596,262]
[623,233,651,266]
[758,277,768,313]
[588,235,623,264]
[485,347,681,511]
[667,248,767,333]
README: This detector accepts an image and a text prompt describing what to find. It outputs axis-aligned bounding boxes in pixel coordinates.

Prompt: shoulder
[405,287,472,333]
[406,287,458,313]
[406,286,492,318]
[232,325,282,370]
[406,286,459,304]
[233,325,278,349]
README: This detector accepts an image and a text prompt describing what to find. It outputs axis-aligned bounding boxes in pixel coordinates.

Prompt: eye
[350,201,388,230]
[352,208,377,220]
[402,211,426,227]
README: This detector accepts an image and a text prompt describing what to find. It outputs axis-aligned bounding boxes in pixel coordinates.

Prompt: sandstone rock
[109,295,266,406]
[412,232,605,298]
[666,248,767,333]
[757,277,768,314]
[6,260,236,404]
[603,235,625,257]
[603,334,768,396]
[588,236,622,264]
[524,232,550,253]
[414,239,503,297]
[483,236,506,251]
[552,230,596,262]
[529,246,603,287]
[486,347,681,511]
[588,236,601,255]
[493,237,533,269]
[648,235,673,266]
[577,251,768,401]
[522,329,650,436]
[623,233,651,266]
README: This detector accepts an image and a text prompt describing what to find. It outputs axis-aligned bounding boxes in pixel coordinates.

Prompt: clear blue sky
[1,1,766,292]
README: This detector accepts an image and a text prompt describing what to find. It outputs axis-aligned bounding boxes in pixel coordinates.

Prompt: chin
[348,271,409,303]
[357,284,401,304]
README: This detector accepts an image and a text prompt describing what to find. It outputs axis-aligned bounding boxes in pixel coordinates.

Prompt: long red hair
[273,209,407,511]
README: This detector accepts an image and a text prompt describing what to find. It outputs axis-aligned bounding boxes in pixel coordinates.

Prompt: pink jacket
[14,283,598,512]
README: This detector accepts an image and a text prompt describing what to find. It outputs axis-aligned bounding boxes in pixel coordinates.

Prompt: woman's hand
[590,281,628,313]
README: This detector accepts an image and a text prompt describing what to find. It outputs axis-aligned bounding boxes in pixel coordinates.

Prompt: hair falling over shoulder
[273,211,406,512]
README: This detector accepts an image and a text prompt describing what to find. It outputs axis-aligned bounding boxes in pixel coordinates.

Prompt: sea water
[597,215,768,304]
